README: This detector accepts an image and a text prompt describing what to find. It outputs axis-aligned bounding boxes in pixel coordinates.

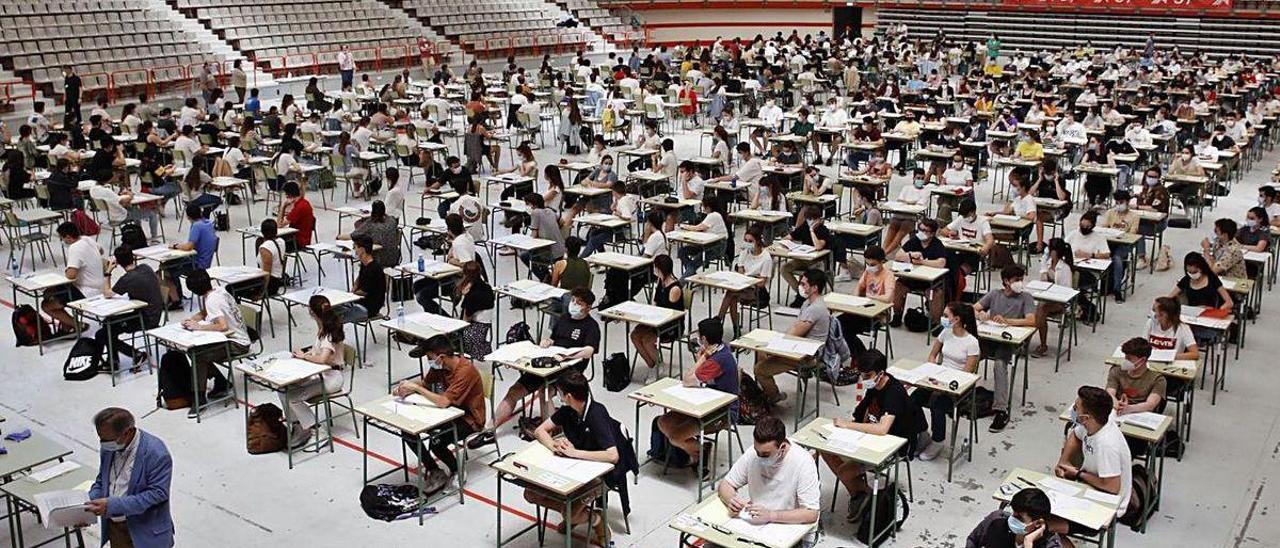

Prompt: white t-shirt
[735,157,763,186]
[941,167,974,186]
[642,230,670,257]
[734,248,773,279]
[936,329,980,372]
[448,195,486,241]
[1040,259,1074,287]
[275,152,299,178]
[258,237,287,279]
[896,184,931,205]
[88,186,128,223]
[173,136,201,167]
[223,147,245,173]
[1066,230,1110,257]
[946,216,991,242]
[66,237,104,298]
[384,186,405,217]
[614,194,640,221]
[682,176,706,200]
[722,446,820,542]
[205,287,251,346]
[698,212,728,237]
[450,232,476,263]
[310,333,343,367]
[1072,420,1132,517]
[1146,319,1195,354]
[1011,194,1037,218]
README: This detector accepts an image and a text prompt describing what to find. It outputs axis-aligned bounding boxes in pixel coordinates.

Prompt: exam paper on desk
[662,385,725,406]
[724,518,811,548]
[28,461,81,483]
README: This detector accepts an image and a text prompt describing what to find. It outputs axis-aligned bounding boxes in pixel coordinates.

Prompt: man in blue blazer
[86,408,174,548]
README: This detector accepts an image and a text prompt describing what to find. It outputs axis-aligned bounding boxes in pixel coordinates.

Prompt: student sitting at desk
[677,160,706,201]
[1108,337,1167,455]
[250,218,287,297]
[751,175,788,212]
[936,153,975,222]
[280,295,349,448]
[706,143,763,195]
[492,288,600,439]
[823,349,926,521]
[1032,238,1074,358]
[890,218,947,327]
[677,195,730,279]
[1134,167,1168,269]
[454,261,494,360]
[801,165,831,197]
[1236,207,1271,277]
[525,370,636,546]
[756,268,829,405]
[181,269,249,415]
[582,181,639,257]
[719,225,772,338]
[1051,385,1132,536]
[883,168,933,256]
[1146,296,1200,362]
[40,222,104,333]
[393,334,489,493]
[966,487,1062,548]
[495,142,539,204]
[341,200,402,268]
[943,199,995,274]
[1257,186,1280,228]
[782,206,832,308]
[98,246,165,369]
[918,302,981,460]
[843,117,883,170]
[1200,218,1247,280]
[630,254,684,373]
[181,154,223,212]
[973,265,1037,433]
[718,416,820,546]
[652,317,739,475]
[1101,190,1140,302]
[338,234,384,324]
[276,182,315,248]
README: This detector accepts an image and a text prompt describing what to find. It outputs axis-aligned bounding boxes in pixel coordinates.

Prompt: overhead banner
[1001,0,1232,13]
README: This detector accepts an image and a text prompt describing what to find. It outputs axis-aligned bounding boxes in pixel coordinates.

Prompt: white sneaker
[835,272,855,283]
[918,440,945,461]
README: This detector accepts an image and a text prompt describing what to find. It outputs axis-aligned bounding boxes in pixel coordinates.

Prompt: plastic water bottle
[417,254,425,273]
[396,302,405,323]
[9,257,19,279]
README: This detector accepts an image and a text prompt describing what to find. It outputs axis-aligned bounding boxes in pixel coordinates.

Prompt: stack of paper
[260,359,326,384]
[992,214,1021,223]
[663,385,725,406]
[402,312,468,333]
[764,337,822,356]
[33,490,94,529]
[609,302,671,324]
[723,518,811,547]
[1117,412,1166,430]
[29,461,81,483]
[704,271,758,287]
[1025,280,1053,292]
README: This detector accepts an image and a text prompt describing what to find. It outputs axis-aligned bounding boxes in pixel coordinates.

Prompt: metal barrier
[253,56,288,88]
[80,72,111,102]
[108,68,149,102]
[146,65,189,99]
[0,79,36,106]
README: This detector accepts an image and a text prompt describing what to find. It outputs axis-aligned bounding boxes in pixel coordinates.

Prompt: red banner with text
[1001,0,1232,13]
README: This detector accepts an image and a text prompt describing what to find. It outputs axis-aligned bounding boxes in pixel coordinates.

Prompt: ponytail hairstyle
[308,295,346,344]
[945,301,978,335]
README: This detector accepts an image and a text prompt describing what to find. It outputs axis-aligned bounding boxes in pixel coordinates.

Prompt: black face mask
[1080,225,1093,235]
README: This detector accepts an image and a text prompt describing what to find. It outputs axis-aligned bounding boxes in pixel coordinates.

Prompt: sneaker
[845,492,870,523]
[1136,257,1149,270]
[918,440,945,461]
[466,430,497,450]
[989,411,1010,433]
[835,271,855,283]
[1031,345,1049,359]
[423,468,451,496]
[289,424,313,450]
[130,353,150,374]
[1114,292,1126,303]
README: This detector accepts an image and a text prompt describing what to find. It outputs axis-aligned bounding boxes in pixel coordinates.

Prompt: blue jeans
[127,207,160,239]
[581,228,615,257]
[679,242,723,279]
[910,390,955,443]
[519,249,552,282]
[337,303,368,323]
[1111,244,1132,294]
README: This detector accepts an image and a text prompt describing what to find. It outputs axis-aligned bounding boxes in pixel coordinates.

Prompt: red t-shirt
[287,197,315,247]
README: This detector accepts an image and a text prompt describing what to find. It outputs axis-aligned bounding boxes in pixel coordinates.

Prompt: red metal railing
[108,68,149,102]
[146,65,189,99]
[0,79,36,106]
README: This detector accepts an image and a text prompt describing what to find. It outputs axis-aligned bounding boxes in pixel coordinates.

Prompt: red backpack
[72,208,100,237]
[12,305,53,347]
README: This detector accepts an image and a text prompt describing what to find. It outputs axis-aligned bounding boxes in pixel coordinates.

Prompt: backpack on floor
[62,337,101,381]
[12,304,53,347]
[1157,429,1184,459]
[903,308,930,333]
[360,483,425,522]
[213,210,230,231]
[158,350,194,410]
[504,321,533,345]
[72,208,99,237]
[736,373,772,425]
[120,221,148,250]
[246,403,288,454]
[602,352,630,392]
[854,482,910,547]
[1120,463,1157,530]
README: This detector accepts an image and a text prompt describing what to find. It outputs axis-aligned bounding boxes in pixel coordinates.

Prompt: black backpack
[62,337,101,381]
[157,350,194,410]
[214,210,230,231]
[854,482,910,547]
[903,308,930,333]
[602,352,630,392]
[1120,463,1157,530]
[120,221,148,250]
[12,304,52,347]
[360,483,425,522]
[505,321,533,344]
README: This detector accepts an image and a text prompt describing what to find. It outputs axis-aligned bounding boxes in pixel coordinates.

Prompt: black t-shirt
[461,281,494,319]
[551,314,601,352]
[1107,140,1135,155]
[1176,275,1224,308]
[550,399,634,487]
[901,234,946,261]
[64,75,81,103]
[1210,135,1235,150]
[355,261,386,317]
[852,375,927,441]
[789,222,833,250]
[113,264,166,327]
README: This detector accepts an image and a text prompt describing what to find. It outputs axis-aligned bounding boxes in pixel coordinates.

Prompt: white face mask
[1120,359,1138,373]
[1009,281,1025,293]
[1117,203,1129,213]
[866,264,881,274]
[916,230,930,242]
[1188,271,1203,280]
[425,357,443,371]
[568,301,587,319]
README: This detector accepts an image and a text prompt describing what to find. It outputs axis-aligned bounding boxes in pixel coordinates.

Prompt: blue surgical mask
[100,440,123,453]
[1007,514,1028,535]
[568,302,586,319]
[940,317,954,330]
